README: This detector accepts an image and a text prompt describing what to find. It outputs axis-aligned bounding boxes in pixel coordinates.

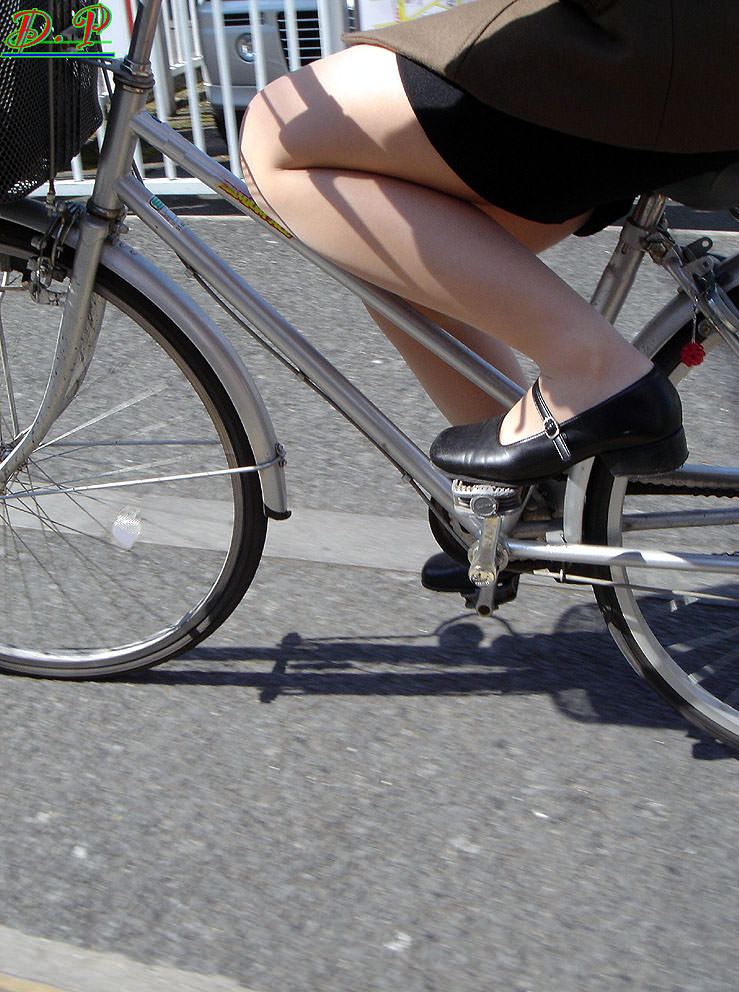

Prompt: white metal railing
[38,0,354,198]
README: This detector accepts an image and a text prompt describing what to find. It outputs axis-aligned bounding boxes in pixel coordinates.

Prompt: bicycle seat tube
[590,193,666,323]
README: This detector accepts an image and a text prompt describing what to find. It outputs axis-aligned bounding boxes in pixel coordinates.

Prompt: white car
[196,0,326,136]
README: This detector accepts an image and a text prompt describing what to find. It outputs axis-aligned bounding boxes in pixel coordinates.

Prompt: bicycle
[0,0,737,752]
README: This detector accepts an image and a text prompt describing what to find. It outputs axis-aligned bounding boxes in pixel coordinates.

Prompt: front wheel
[584,283,739,749]
[0,216,267,677]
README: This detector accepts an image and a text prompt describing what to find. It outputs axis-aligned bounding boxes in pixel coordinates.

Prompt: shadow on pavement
[127,595,735,761]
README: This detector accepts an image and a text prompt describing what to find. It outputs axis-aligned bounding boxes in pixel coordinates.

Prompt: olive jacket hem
[345,0,739,153]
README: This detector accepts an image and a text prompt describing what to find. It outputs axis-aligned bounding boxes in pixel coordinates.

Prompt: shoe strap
[532,379,572,461]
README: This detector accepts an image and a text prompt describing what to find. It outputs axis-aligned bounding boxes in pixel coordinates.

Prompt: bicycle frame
[1,0,738,586]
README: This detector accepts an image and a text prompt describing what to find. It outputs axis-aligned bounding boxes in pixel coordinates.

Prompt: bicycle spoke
[0,221,265,674]
[0,271,21,435]
[38,384,171,448]
[665,621,739,657]
[8,470,113,544]
[685,644,739,680]
[586,300,739,748]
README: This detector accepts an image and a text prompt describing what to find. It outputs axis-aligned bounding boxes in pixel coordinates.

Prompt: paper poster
[356,0,475,32]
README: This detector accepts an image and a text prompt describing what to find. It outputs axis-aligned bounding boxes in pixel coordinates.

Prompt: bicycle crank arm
[452,480,523,588]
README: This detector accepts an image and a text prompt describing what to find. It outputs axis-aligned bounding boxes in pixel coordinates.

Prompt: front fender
[0,198,289,518]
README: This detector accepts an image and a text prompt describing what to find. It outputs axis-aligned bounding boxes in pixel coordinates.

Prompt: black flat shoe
[422,552,521,603]
[430,366,688,484]
[422,552,476,593]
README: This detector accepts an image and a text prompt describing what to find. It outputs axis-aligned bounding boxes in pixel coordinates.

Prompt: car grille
[223,12,258,26]
[276,10,322,67]
[224,13,248,25]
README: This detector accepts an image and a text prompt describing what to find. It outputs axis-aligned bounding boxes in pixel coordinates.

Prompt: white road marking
[0,925,263,992]
[2,494,441,572]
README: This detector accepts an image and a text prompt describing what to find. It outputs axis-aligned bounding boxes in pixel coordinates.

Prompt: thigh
[242,45,484,199]
[241,44,591,250]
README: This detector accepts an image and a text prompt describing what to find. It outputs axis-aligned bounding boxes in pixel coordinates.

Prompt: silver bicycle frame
[2,0,737,581]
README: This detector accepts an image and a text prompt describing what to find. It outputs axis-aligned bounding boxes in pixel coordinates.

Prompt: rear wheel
[585,282,739,749]
[0,216,267,677]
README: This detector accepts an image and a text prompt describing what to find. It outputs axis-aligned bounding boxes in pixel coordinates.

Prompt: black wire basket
[0,0,103,202]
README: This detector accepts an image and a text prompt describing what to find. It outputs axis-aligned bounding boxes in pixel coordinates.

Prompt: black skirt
[398,55,739,237]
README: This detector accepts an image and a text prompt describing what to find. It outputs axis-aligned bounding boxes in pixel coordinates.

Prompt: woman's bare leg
[364,203,597,424]
[240,45,651,441]
[365,304,525,423]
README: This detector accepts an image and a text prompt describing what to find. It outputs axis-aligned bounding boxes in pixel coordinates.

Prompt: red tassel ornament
[681,341,705,366]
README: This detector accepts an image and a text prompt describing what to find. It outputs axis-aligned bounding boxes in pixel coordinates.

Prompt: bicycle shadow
[130,590,736,761]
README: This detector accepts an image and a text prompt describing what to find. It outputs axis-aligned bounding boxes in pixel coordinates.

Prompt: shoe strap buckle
[543,416,560,439]
[533,380,572,462]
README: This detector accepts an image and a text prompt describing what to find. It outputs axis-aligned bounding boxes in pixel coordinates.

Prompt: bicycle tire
[584,271,739,749]
[0,215,267,677]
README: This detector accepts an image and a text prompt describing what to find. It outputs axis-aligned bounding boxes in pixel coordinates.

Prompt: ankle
[539,348,652,408]
[552,339,649,378]
[500,355,653,445]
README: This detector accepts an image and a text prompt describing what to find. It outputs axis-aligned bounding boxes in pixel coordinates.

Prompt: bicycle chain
[627,480,739,498]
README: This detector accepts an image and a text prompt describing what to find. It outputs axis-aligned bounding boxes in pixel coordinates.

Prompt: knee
[240,86,283,202]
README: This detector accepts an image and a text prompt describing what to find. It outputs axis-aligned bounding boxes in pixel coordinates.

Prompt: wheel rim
[0,232,262,675]
[591,326,739,745]
[606,476,739,738]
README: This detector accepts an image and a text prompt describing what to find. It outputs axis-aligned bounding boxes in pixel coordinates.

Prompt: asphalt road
[0,218,737,992]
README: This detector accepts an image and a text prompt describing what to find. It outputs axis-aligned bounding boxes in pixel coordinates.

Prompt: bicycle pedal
[451,480,523,517]
[463,571,521,617]
[450,481,522,590]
